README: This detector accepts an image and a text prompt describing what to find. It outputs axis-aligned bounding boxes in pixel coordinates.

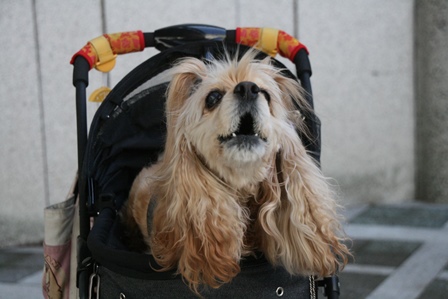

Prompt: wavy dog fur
[123,49,349,293]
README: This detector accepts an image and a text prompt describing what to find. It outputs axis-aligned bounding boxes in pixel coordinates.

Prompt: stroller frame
[71,24,339,299]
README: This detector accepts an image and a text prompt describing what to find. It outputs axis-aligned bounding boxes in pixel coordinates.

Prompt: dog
[123,48,349,293]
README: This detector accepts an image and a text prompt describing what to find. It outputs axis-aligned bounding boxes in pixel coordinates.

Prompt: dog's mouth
[218,113,267,144]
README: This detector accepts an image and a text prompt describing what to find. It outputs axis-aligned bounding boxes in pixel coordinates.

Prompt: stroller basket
[70,24,338,299]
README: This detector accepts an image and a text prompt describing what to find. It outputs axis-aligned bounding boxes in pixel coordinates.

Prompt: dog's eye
[205,90,223,110]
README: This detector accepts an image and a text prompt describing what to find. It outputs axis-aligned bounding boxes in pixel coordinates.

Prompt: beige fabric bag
[42,177,79,299]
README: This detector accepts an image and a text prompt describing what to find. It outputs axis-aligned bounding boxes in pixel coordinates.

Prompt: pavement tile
[339,272,387,299]
[349,205,448,228]
[0,247,43,283]
[0,282,43,299]
[348,239,422,267]
[417,279,448,299]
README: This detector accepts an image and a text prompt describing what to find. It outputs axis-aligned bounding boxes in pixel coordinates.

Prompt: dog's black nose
[234,81,260,101]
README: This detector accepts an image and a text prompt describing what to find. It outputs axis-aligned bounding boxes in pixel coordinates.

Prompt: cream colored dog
[123,49,349,293]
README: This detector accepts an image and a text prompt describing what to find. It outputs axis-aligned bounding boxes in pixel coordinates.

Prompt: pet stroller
[63,24,341,298]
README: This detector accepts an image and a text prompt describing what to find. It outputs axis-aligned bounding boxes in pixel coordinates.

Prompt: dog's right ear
[163,57,207,164]
[166,58,207,114]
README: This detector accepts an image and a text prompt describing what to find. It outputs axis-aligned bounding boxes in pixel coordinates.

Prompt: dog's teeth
[254,133,258,137]
[232,133,237,137]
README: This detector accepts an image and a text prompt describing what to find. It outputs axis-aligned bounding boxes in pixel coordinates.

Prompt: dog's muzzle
[218,82,267,147]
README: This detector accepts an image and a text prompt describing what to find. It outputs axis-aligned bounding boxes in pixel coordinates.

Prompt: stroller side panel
[97,264,311,299]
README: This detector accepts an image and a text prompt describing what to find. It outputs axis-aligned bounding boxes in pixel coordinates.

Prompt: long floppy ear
[160,57,208,168]
[275,138,349,276]
[258,74,349,277]
[149,58,248,293]
[124,58,208,249]
[150,141,246,293]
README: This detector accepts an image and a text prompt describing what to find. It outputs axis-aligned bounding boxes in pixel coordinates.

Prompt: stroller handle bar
[70,24,309,73]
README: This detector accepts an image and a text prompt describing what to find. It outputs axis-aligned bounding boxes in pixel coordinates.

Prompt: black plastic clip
[317,275,341,299]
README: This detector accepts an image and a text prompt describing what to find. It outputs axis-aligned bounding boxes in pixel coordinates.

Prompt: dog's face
[166,50,305,189]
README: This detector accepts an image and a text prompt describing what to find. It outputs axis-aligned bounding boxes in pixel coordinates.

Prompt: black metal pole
[73,56,90,243]
[73,56,92,299]
[324,276,340,299]
[294,49,321,164]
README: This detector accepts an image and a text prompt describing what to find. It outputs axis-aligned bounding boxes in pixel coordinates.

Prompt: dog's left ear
[268,63,312,137]
[256,57,350,276]
[259,133,350,277]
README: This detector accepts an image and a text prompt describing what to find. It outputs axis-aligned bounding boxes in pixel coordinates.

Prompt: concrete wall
[0,0,443,247]
[299,0,415,204]
[1,0,103,247]
[415,0,448,203]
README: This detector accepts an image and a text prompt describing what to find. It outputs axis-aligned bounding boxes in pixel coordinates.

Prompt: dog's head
[165,49,308,189]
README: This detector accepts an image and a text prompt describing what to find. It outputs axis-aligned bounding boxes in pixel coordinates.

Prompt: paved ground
[1,202,447,298]
[0,246,43,299]
[340,202,448,299]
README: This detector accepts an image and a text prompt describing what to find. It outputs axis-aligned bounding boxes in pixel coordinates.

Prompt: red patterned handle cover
[236,27,308,61]
[70,30,145,69]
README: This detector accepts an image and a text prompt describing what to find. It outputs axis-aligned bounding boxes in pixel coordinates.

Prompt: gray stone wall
[299,1,415,204]
[415,0,448,203]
